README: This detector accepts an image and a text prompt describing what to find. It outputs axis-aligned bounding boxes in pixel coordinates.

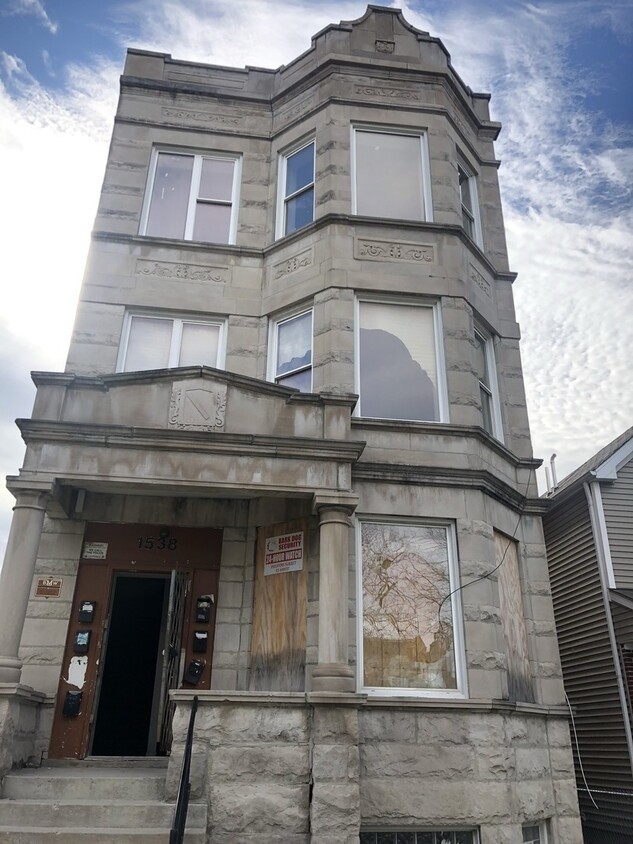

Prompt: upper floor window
[269,308,313,391]
[357,300,447,422]
[353,128,432,221]
[141,150,240,244]
[358,521,466,697]
[473,328,503,441]
[117,313,225,372]
[277,140,315,238]
[458,160,482,246]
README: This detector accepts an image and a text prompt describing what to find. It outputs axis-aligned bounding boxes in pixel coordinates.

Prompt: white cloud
[4,0,58,34]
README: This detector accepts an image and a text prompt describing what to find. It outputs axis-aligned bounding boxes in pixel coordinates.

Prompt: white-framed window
[457,159,482,246]
[360,830,479,844]
[355,298,448,423]
[522,823,548,844]
[268,307,313,391]
[352,126,432,221]
[356,519,467,697]
[140,149,241,244]
[117,312,226,372]
[276,140,315,238]
[473,327,503,441]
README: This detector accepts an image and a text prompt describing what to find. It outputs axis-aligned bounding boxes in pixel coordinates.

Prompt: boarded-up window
[495,531,534,702]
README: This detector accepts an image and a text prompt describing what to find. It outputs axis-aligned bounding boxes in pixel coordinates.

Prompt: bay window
[457,159,482,246]
[118,313,225,372]
[358,521,465,696]
[473,328,503,441]
[141,149,240,244]
[277,140,315,237]
[270,308,313,391]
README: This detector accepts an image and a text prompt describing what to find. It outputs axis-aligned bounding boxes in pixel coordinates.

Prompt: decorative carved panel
[375,40,395,53]
[169,381,227,432]
[136,260,228,283]
[469,264,492,298]
[273,248,314,279]
[162,107,243,126]
[355,85,419,102]
[355,238,435,264]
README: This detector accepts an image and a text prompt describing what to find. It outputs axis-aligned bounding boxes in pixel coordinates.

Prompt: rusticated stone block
[361,743,475,779]
[209,783,309,834]
[312,743,359,781]
[310,782,360,834]
[359,709,416,743]
[209,743,310,782]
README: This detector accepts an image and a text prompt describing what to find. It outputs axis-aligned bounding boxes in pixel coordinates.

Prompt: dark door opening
[91,575,168,756]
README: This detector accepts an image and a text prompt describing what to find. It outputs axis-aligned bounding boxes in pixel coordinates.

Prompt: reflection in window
[360,523,457,691]
[274,310,312,391]
[359,302,439,421]
[281,142,315,236]
[355,130,426,220]
[121,315,222,372]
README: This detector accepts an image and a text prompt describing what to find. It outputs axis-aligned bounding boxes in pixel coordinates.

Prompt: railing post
[169,695,198,844]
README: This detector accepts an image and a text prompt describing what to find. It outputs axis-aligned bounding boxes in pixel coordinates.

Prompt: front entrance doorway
[49,522,222,759]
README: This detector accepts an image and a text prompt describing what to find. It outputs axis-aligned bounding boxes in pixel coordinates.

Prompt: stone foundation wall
[168,695,582,844]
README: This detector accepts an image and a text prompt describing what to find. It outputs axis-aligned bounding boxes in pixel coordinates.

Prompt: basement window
[360,830,479,843]
[522,824,548,844]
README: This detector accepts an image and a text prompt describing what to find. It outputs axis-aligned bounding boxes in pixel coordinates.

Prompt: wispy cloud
[4,0,58,34]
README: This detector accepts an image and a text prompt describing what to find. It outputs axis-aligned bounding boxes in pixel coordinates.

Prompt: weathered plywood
[495,531,534,703]
[250,520,308,692]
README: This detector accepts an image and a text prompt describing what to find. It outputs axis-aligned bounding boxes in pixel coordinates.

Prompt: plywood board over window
[250,520,309,692]
[495,531,535,703]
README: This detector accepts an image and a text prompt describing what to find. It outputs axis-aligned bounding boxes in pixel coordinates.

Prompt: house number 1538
[137,536,178,550]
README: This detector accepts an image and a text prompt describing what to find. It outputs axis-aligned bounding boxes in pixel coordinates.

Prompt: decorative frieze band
[375,40,395,53]
[276,97,315,125]
[469,264,492,298]
[273,248,314,279]
[355,85,419,102]
[162,107,243,126]
[355,238,435,264]
[136,260,228,283]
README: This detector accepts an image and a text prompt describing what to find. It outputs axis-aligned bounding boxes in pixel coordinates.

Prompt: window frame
[267,305,314,392]
[275,138,316,239]
[360,829,480,844]
[139,147,242,244]
[351,125,433,222]
[473,326,504,442]
[522,822,548,844]
[457,157,482,247]
[355,517,468,699]
[354,296,449,423]
[116,311,227,373]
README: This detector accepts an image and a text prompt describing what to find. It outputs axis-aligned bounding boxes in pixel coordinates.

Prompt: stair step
[0,799,207,829]
[0,827,205,843]
[2,767,167,801]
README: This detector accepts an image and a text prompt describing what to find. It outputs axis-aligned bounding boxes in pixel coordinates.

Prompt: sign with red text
[264,531,304,576]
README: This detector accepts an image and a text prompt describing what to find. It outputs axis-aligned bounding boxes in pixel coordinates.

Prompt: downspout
[583,480,633,775]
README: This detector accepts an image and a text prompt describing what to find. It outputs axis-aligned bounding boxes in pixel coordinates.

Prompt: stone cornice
[352,461,546,514]
[16,419,367,464]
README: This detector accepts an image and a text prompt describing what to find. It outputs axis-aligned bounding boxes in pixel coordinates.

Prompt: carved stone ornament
[169,382,227,432]
[355,85,419,102]
[469,264,492,298]
[375,40,395,53]
[277,97,315,124]
[273,248,313,279]
[355,239,435,264]
[136,260,227,283]
[162,107,242,126]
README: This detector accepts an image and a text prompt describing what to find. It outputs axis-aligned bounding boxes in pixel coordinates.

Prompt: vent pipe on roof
[550,453,558,489]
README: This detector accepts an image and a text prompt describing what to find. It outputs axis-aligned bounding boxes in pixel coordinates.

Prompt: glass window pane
[458,166,473,215]
[480,386,493,434]
[455,834,474,844]
[286,144,314,196]
[360,834,377,844]
[179,322,220,367]
[199,158,234,201]
[522,827,541,844]
[416,835,434,844]
[356,132,424,220]
[473,333,489,386]
[377,834,397,844]
[124,317,172,371]
[438,834,455,844]
[285,187,314,234]
[277,369,312,392]
[359,303,438,421]
[396,833,416,844]
[146,153,194,239]
[361,523,457,690]
[192,202,232,243]
[277,312,312,376]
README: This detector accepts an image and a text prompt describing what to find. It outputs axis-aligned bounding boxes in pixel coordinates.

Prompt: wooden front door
[49,522,222,759]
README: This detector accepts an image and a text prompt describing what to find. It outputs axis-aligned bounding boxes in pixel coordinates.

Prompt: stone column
[312,499,356,693]
[0,490,49,684]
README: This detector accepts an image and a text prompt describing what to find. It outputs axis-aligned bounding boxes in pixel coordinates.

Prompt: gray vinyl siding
[543,491,633,795]
[602,457,633,589]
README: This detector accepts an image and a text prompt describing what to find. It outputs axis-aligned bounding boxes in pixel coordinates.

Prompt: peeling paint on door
[65,656,88,689]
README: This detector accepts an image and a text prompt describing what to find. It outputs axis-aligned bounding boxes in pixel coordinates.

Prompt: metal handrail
[169,695,199,844]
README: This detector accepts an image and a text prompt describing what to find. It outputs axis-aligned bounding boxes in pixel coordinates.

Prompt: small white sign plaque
[264,532,304,576]
[82,542,108,560]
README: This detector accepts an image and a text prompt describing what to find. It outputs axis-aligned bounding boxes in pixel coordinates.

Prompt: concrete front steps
[0,759,206,843]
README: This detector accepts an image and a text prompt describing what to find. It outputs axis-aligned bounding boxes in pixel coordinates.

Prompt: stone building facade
[0,7,582,843]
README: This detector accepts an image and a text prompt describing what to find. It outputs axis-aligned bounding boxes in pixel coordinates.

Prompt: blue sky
[0,0,632,558]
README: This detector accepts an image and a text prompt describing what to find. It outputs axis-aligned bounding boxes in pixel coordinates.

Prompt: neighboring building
[543,428,633,843]
[0,7,582,842]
